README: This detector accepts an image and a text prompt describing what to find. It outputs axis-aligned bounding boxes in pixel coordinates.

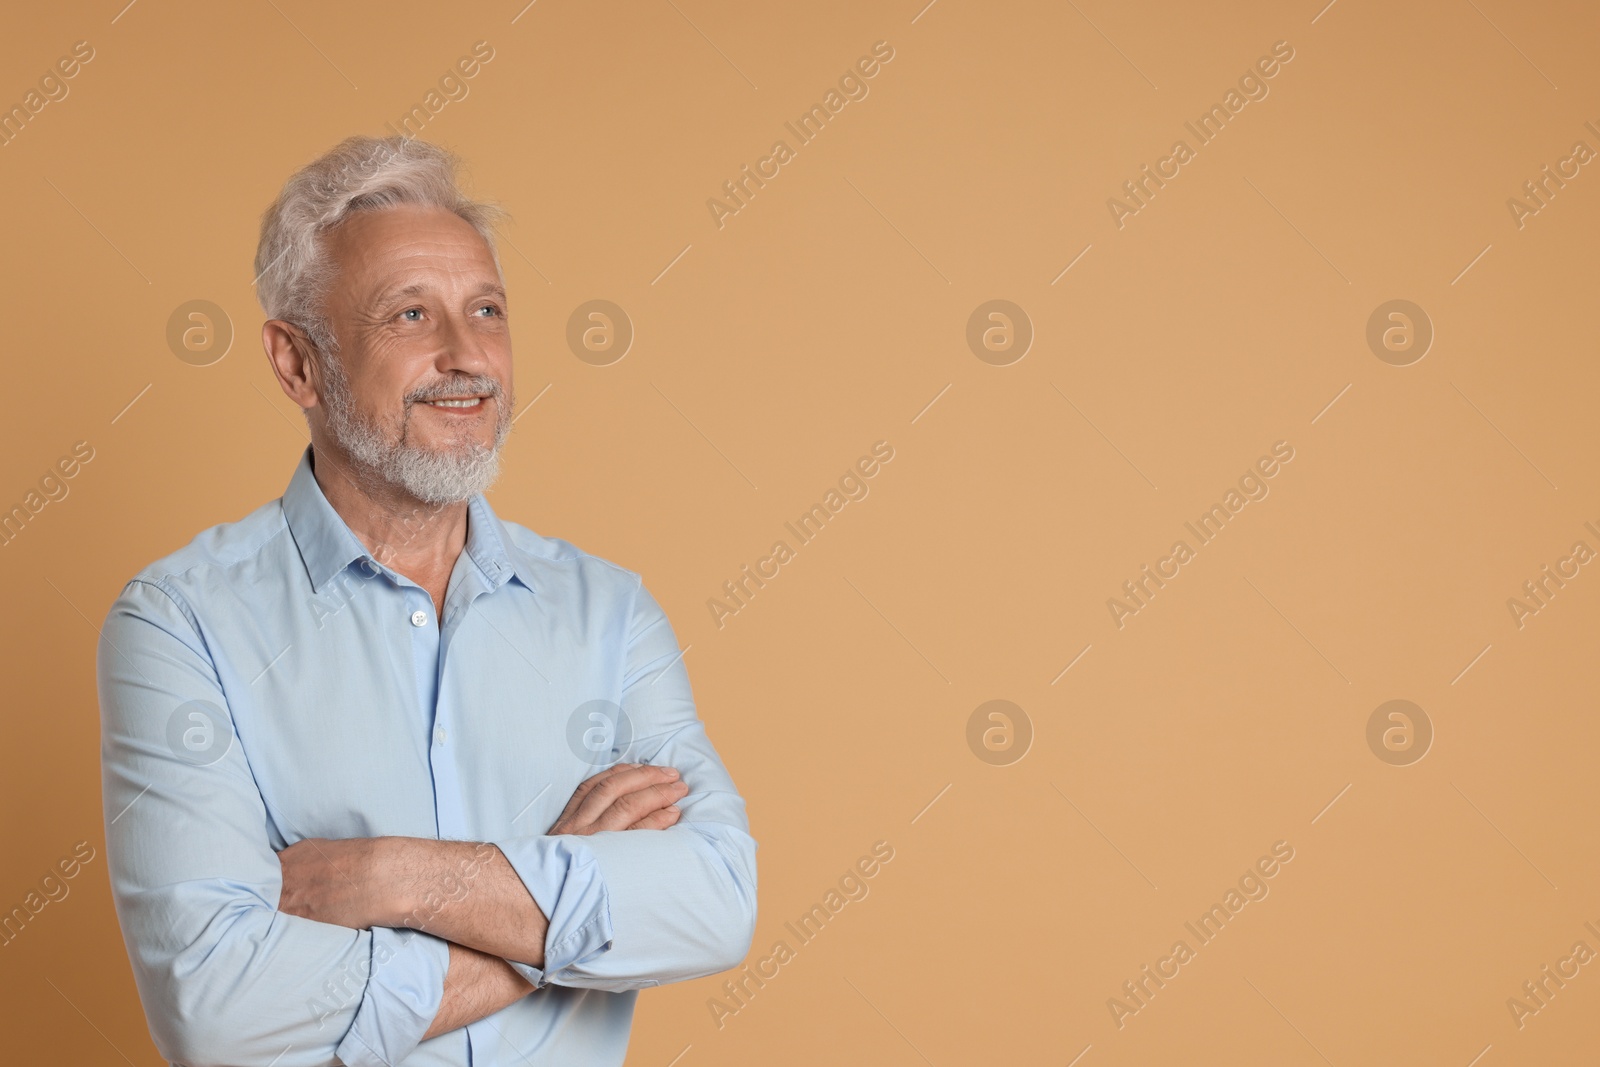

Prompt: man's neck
[309,442,469,617]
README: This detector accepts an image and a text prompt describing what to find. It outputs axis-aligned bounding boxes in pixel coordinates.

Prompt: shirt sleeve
[98,578,451,1067]
[491,577,758,991]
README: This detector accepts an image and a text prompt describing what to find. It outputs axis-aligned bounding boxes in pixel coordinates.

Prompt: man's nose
[435,311,494,376]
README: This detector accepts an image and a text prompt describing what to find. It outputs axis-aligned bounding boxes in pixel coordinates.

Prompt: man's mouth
[420,396,489,410]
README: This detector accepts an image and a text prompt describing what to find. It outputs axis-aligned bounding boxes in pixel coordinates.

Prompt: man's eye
[475,304,501,317]
[400,308,424,322]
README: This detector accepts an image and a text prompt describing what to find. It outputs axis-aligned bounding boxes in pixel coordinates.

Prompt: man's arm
[484,578,759,991]
[277,762,690,965]
[98,579,464,1067]
[301,765,690,1042]
[423,944,535,1040]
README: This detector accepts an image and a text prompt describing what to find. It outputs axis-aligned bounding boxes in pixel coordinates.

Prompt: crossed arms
[276,762,691,1039]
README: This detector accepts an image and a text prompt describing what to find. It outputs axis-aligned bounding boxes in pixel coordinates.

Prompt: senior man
[96,135,757,1066]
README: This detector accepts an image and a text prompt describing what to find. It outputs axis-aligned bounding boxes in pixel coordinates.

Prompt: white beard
[316,351,513,506]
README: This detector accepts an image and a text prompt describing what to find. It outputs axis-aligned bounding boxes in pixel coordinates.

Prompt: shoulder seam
[122,575,207,651]
[497,518,641,580]
[131,507,291,587]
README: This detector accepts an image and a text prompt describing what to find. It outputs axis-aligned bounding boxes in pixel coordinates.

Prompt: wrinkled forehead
[324,204,502,304]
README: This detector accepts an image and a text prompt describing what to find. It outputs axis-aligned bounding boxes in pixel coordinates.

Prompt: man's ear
[262,320,322,410]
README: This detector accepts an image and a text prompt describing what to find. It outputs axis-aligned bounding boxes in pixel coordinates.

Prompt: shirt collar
[280,444,537,595]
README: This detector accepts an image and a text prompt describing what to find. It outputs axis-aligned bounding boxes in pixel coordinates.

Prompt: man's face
[311,202,515,505]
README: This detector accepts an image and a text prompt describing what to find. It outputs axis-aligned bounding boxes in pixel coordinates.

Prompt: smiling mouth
[420,396,489,410]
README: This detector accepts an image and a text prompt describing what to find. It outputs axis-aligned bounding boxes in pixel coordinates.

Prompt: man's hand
[277,837,389,929]
[548,763,688,836]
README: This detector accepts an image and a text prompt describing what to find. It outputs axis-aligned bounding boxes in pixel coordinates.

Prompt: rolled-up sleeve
[491,577,758,991]
[98,578,449,1067]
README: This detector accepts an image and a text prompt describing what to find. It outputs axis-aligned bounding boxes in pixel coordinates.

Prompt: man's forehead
[326,207,501,293]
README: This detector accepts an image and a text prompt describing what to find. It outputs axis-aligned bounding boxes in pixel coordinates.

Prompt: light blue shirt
[97,445,757,1066]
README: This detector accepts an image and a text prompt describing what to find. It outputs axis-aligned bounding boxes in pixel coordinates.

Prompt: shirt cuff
[491,834,613,987]
[334,926,450,1067]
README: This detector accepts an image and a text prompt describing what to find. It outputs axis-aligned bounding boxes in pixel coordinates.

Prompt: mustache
[408,376,504,403]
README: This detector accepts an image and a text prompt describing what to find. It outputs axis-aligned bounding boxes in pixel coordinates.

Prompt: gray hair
[253,135,506,357]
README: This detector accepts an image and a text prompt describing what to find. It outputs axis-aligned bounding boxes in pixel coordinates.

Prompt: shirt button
[434,725,447,745]
[410,610,428,627]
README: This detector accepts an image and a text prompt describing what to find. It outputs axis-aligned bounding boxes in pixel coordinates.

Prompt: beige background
[2,0,1598,1063]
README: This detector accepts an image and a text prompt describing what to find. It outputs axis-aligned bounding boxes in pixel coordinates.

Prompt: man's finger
[571,764,681,826]
[588,771,688,831]
[626,806,681,831]
[588,778,689,833]
[555,762,640,824]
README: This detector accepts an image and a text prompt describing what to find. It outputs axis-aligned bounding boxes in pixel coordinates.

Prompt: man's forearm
[276,767,691,980]
[422,942,536,1040]
[380,838,550,967]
